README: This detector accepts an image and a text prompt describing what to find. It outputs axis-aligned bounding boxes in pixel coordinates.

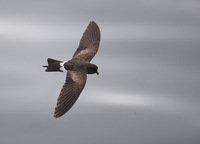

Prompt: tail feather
[43,58,63,72]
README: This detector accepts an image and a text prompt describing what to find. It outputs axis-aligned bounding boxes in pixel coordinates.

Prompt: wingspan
[72,21,101,62]
[54,70,87,118]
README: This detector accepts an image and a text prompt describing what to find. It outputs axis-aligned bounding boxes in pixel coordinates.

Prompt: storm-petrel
[43,21,100,118]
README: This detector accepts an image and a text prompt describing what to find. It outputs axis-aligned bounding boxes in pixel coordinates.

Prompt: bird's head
[87,64,99,75]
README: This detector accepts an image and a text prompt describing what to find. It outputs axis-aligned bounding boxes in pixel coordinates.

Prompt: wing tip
[54,112,63,118]
[90,21,96,24]
[89,21,99,28]
[88,21,100,41]
[54,114,59,118]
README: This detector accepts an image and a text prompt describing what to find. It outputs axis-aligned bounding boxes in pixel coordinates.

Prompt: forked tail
[43,58,63,72]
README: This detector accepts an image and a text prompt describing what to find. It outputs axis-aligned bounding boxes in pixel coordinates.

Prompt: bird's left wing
[72,21,101,62]
[54,70,87,118]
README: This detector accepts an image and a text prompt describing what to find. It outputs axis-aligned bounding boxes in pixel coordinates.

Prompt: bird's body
[63,60,98,74]
[43,21,100,118]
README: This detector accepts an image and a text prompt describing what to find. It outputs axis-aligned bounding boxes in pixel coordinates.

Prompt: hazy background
[1,0,200,144]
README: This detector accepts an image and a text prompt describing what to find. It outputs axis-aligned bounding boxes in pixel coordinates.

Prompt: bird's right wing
[54,70,87,118]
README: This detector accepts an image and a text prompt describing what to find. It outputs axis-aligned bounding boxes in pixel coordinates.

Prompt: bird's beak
[96,71,99,75]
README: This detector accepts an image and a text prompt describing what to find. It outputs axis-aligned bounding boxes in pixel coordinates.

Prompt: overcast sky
[0,0,200,144]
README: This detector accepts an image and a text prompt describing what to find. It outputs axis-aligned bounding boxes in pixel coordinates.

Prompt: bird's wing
[72,21,101,62]
[54,70,87,118]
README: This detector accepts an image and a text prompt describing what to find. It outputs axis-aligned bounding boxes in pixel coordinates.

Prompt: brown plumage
[43,21,101,118]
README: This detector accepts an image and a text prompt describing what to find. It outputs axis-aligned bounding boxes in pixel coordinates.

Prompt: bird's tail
[43,58,63,72]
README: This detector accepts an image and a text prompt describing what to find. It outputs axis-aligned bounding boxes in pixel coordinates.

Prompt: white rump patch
[59,61,67,72]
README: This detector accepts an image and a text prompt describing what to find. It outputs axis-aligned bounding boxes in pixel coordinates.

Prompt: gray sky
[0,0,200,144]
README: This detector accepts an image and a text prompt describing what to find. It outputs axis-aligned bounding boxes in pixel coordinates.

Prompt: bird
[43,21,101,118]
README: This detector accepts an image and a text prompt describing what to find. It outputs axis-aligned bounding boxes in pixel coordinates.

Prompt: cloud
[84,91,152,107]
[0,17,81,42]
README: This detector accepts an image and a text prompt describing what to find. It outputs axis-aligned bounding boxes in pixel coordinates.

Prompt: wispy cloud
[0,18,80,42]
[85,92,152,107]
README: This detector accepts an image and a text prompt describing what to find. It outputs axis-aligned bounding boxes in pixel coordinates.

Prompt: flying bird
[43,21,101,118]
